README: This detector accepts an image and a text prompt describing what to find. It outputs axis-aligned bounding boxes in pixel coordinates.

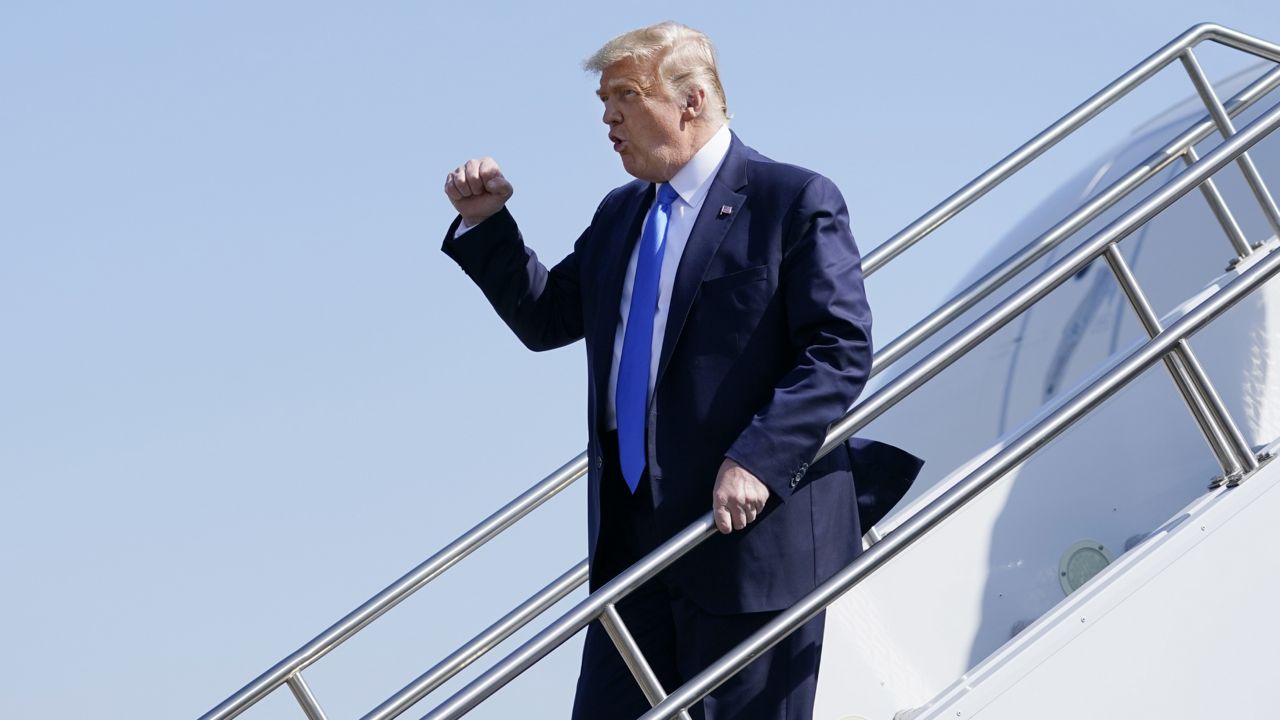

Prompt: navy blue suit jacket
[443,132,878,614]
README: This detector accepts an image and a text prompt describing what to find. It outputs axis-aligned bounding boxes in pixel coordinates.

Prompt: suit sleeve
[724,175,873,499]
[441,206,588,351]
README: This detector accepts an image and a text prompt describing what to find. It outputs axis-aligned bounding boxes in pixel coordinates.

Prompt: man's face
[597,56,690,183]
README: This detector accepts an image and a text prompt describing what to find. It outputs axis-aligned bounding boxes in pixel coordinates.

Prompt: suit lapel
[654,134,750,390]
[591,182,653,433]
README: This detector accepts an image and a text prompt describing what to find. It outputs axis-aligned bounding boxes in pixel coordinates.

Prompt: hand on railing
[711,458,769,534]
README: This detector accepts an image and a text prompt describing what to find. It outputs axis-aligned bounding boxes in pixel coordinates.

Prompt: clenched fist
[444,157,513,227]
[712,458,770,534]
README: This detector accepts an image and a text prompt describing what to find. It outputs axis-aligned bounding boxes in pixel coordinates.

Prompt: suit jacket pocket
[692,263,773,346]
[701,263,770,289]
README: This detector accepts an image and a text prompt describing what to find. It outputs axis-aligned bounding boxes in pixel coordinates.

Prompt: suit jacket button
[595,454,603,470]
[790,475,799,488]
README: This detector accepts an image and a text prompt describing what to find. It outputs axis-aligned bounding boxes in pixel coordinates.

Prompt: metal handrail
[361,561,589,720]
[871,64,1280,376]
[198,453,586,720]
[860,22,1280,276]
[419,86,1280,720]
[200,22,1280,720]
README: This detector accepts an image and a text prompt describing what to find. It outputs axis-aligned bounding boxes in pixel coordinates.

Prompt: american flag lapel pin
[719,204,733,217]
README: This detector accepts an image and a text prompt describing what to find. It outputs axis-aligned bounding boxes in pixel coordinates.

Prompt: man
[442,22,872,719]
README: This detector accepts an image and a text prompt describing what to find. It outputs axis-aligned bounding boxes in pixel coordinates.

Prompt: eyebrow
[598,78,646,98]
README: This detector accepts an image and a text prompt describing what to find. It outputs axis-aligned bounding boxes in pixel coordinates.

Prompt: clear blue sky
[2,2,1278,719]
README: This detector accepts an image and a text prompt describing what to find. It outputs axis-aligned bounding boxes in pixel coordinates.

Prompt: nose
[602,100,621,126]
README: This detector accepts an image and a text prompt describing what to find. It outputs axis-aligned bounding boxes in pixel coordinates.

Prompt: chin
[619,157,642,179]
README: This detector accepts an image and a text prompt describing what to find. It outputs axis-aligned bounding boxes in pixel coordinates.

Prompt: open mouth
[610,134,625,152]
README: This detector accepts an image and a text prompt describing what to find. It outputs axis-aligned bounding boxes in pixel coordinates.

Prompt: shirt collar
[667,123,731,210]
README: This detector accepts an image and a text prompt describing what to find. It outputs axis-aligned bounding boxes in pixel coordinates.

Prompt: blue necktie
[617,182,679,493]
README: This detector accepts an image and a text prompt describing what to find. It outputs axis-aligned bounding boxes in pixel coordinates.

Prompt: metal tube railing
[1181,48,1280,239]
[421,519,719,719]
[861,23,1280,277]
[1102,244,1256,479]
[199,453,586,720]
[600,605,695,720]
[638,223,1280,719]
[1182,144,1254,260]
[419,89,1280,720]
[1207,23,1280,64]
[871,64,1280,375]
[362,561,589,720]
[1100,246,1237,475]
[286,673,328,720]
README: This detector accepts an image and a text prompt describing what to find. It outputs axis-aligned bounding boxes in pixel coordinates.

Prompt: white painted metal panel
[916,440,1280,719]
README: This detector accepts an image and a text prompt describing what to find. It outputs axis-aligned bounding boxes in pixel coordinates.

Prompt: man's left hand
[712,458,770,534]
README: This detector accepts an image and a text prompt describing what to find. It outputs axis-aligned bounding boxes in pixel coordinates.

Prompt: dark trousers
[571,430,825,720]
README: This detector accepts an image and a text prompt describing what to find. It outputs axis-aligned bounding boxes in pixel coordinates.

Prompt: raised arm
[440,157,587,351]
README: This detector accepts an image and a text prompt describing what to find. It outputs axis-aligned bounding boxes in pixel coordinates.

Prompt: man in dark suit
[441,21,872,719]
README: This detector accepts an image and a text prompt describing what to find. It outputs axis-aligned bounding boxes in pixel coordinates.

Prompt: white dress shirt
[606,123,732,429]
[454,123,733,431]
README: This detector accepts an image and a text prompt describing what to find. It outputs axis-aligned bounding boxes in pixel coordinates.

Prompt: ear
[681,85,707,122]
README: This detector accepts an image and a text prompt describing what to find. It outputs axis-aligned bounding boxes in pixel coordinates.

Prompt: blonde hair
[584,21,730,123]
